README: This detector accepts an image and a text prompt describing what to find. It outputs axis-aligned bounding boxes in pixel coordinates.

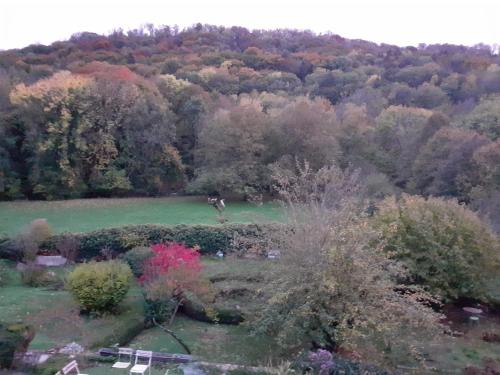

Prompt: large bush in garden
[372,195,500,302]
[66,260,133,314]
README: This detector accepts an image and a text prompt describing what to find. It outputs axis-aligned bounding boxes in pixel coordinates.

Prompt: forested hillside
[0,24,499,228]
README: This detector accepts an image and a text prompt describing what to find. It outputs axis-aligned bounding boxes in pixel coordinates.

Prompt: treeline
[0,24,499,228]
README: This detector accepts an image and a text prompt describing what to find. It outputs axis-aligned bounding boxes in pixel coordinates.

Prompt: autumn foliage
[140,242,202,284]
[140,243,210,320]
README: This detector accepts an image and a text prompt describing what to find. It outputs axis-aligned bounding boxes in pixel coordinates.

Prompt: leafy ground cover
[0,197,282,236]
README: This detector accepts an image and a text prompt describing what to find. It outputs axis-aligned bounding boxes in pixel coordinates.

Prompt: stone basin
[35,255,67,267]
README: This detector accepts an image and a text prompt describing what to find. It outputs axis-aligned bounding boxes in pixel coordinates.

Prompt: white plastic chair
[61,360,88,375]
[112,347,134,370]
[130,350,152,375]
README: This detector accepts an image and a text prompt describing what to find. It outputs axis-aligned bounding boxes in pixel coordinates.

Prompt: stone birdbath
[462,306,483,325]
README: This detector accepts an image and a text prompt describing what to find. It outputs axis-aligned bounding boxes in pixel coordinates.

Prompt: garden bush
[121,246,154,277]
[0,322,35,369]
[20,263,54,287]
[66,260,133,314]
[18,219,53,262]
[372,195,500,302]
[0,238,22,262]
[54,234,80,262]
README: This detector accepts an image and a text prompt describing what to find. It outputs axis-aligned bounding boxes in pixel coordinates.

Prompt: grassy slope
[0,197,282,236]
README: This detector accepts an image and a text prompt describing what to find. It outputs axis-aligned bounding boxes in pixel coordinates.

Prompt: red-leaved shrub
[140,243,202,284]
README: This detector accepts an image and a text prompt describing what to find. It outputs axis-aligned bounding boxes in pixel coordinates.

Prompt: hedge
[0,223,276,261]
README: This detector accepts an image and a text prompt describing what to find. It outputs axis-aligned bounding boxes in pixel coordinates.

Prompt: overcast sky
[1,0,499,50]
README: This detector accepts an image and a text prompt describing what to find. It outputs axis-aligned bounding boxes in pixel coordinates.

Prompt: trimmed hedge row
[0,224,275,261]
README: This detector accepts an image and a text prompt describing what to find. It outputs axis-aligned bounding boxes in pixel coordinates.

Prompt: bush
[28,219,52,243]
[66,260,133,314]
[143,297,178,326]
[15,219,53,262]
[55,234,80,262]
[0,238,22,262]
[0,322,35,369]
[372,195,500,302]
[121,246,154,277]
[20,263,50,287]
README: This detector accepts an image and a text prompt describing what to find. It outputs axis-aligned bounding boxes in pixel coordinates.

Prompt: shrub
[66,260,133,314]
[15,233,39,262]
[372,195,500,302]
[121,246,154,277]
[0,322,35,369]
[15,219,53,262]
[20,263,51,287]
[28,219,52,243]
[55,234,80,262]
[0,238,22,262]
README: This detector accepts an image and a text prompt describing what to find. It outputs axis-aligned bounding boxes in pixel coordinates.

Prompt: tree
[373,106,433,188]
[9,71,91,199]
[258,163,443,369]
[413,83,448,109]
[469,140,500,231]
[411,127,489,200]
[9,69,181,198]
[306,69,365,104]
[190,98,270,196]
[455,95,500,141]
[140,243,211,326]
[267,97,341,170]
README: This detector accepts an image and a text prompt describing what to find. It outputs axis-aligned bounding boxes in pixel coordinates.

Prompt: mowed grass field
[0,196,282,235]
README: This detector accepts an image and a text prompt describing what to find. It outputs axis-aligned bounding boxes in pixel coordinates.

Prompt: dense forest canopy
[0,24,499,228]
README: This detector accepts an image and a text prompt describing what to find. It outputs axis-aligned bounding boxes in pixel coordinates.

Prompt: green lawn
[130,316,278,367]
[0,196,282,235]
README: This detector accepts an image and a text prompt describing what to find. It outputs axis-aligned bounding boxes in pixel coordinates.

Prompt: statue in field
[208,197,225,213]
